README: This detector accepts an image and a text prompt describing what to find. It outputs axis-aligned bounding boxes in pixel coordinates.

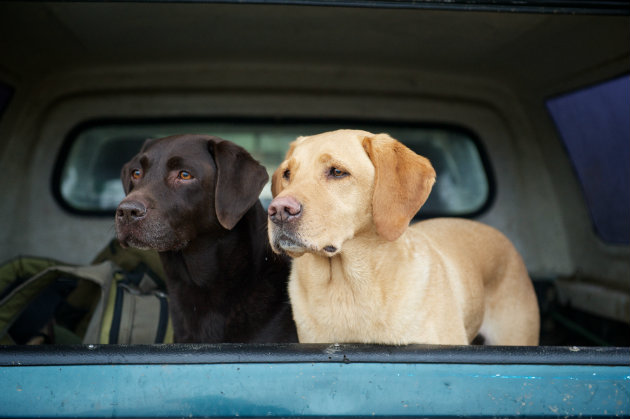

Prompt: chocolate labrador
[116,134,297,343]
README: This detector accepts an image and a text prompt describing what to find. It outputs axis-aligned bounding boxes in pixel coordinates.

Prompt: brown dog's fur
[116,134,297,343]
[268,129,539,345]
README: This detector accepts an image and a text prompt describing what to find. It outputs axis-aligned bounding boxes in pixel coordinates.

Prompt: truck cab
[0,1,628,417]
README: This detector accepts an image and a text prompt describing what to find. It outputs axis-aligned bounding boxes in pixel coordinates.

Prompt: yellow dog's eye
[329,167,348,178]
[178,171,193,180]
[283,169,290,180]
[131,169,142,180]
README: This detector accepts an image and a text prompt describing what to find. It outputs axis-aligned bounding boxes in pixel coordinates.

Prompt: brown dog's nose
[268,196,302,224]
[116,200,147,223]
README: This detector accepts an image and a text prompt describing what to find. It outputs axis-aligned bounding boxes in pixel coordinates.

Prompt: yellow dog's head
[267,129,435,257]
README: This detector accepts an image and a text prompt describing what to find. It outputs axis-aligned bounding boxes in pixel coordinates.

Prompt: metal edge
[1,343,628,366]
[36,0,630,16]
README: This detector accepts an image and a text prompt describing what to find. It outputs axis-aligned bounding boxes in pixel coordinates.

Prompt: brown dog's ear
[362,133,436,241]
[211,140,269,230]
[271,140,298,197]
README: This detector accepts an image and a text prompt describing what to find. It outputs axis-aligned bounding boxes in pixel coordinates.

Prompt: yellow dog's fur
[269,129,539,345]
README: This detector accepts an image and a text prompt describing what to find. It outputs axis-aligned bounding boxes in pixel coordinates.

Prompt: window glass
[55,121,490,218]
[547,75,630,245]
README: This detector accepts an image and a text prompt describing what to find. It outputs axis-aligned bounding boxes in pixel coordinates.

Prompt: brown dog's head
[116,134,268,252]
[267,130,435,257]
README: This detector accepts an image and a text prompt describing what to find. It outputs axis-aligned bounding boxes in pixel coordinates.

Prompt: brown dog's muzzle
[116,195,181,251]
[116,199,148,224]
[268,196,302,225]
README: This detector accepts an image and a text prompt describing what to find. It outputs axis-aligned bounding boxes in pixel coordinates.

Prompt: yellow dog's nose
[268,195,302,224]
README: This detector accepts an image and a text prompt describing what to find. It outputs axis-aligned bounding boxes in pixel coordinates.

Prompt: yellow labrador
[267,129,539,345]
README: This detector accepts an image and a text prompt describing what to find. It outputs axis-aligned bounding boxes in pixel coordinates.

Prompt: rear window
[546,75,630,245]
[53,121,491,218]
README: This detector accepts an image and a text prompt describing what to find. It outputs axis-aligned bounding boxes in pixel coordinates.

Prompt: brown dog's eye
[283,169,290,180]
[178,171,193,180]
[329,167,348,179]
[131,169,142,180]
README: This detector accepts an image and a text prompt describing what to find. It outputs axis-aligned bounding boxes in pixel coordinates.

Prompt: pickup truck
[0,0,628,417]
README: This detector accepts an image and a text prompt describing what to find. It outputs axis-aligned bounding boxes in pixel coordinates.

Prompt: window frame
[51,117,496,219]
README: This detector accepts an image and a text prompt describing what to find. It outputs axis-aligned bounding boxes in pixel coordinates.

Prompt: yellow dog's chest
[289,261,429,344]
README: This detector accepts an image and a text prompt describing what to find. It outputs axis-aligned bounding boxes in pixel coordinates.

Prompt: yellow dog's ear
[362,133,436,241]
[271,139,298,197]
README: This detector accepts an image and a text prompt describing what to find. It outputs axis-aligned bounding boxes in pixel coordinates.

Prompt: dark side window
[546,75,630,245]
